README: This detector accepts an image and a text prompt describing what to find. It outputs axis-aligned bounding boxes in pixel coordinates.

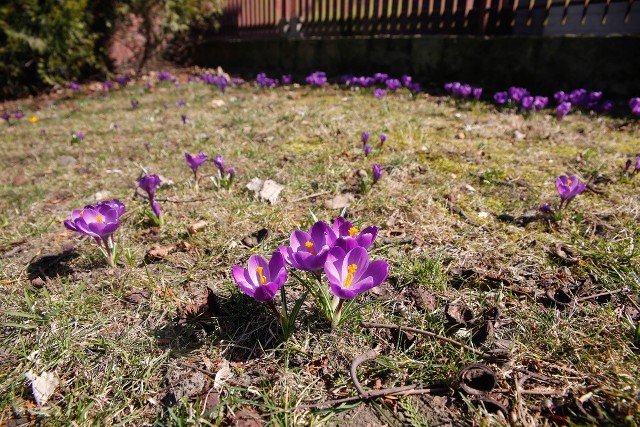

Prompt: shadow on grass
[26,250,78,280]
[152,289,283,361]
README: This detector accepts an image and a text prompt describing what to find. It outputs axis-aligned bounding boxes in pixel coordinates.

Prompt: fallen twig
[288,191,330,203]
[361,321,492,359]
[155,196,217,203]
[350,350,378,396]
[577,288,624,302]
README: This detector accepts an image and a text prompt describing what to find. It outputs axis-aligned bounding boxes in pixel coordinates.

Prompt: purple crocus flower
[228,166,236,177]
[64,200,125,266]
[408,83,422,93]
[332,217,378,251]
[71,131,85,141]
[521,96,534,111]
[361,132,370,145]
[158,71,174,82]
[213,155,225,173]
[279,221,337,272]
[600,100,614,113]
[472,88,483,100]
[131,100,140,109]
[539,202,553,214]
[556,102,572,120]
[385,79,402,91]
[533,96,548,111]
[554,91,567,103]
[555,175,586,207]
[457,84,472,99]
[372,164,383,184]
[102,80,113,90]
[64,204,121,240]
[256,72,278,88]
[380,133,387,146]
[508,87,529,104]
[372,88,387,98]
[185,151,208,181]
[363,144,372,157]
[1,113,10,122]
[634,155,640,173]
[374,73,389,83]
[175,99,186,107]
[324,246,389,300]
[138,174,162,218]
[116,76,129,86]
[181,114,187,124]
[68,82,80,91]
[494,91,508,105]
[14,111,25,120]
[138,174,161,200]
[401,75,412,87]
[629,98,640,116]
[282,74,293,85]
[569,89,587,106]
[232,252,288,303]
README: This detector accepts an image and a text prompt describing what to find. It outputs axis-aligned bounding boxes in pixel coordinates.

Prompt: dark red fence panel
[213,0,639,37]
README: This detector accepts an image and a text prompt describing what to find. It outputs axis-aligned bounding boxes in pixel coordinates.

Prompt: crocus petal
[290,230,312,252]
[268,252,287,285]
[324,246,346,285]
[232,266,256,297]
[253,284,280,302]
[343,247,370,284]
[64,220,78,232]
[356,226,378,249]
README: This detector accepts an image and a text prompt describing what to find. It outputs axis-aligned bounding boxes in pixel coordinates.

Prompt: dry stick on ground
[576,288,625,302]
[155,196,217,203]
[360,322,492,359]
[288,190,331,203]
[291,350,450,411]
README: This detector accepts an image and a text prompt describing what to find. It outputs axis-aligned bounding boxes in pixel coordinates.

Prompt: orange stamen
[567,179,573,185]
[96,215,104,223]
[305,241,315,255]
[344,264,358,288]
[256,266,267,285]
[348,227,358,237]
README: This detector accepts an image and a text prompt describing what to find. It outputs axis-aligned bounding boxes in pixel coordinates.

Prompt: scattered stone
[325,193,354,210]
[124,288,150,304]
[513,130,526,140]
[187,220,208,235]
[25,370,60,406]
[57,155,77,167]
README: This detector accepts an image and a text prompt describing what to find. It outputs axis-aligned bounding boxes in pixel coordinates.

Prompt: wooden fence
[214,0,639,37]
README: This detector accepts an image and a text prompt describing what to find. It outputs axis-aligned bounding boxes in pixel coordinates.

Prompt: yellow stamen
[344,264,358,288]
[305,241,315,255]
[79,210,83,217]
[348,227,358,237]
[96,215,104,223]
[29,117,39,123]
[256,266,267,285]
[567,179,573,185]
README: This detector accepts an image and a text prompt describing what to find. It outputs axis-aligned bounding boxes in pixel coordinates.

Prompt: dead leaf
[12,174,27,186]
[246,178,284,204]
[446,304,475,326]
[188,220,208,235]
[26,370,59,406]
[324,193,354,210]
[233,407,264,427]
[457,364,496,396]
[147,244,176,259]
[125,288,149,304]
[214,360,233,391]
[241,228,271,247]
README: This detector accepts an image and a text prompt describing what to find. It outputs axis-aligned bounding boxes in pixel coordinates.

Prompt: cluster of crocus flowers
[138,174,162,224]
[344,73,421,94]
[71,131,85,143]
[64,200,125,267]
[256,73,279,88]
[555,175,586,210]
[444,82,482,100]
[623,155,640,176]
[305,71,327,87]
[211,155,236,190]
[201,73,231,92]
[232,218,389,332]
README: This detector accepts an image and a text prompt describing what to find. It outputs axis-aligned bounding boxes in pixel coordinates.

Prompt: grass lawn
[1,71,639,426]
